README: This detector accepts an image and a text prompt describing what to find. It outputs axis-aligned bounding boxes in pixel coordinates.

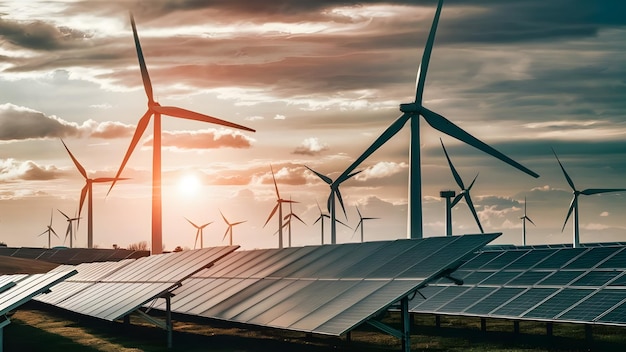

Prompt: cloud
[0,17,90,51]
[0,103,135,141]
[0,158,63,181]
[292,137,329,156]
[354,161,408,181]
[274,114,286,120]
[600,211,609,217]
[143,129,254,150]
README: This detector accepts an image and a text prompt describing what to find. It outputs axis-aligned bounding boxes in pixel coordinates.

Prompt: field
[6,303,626,352]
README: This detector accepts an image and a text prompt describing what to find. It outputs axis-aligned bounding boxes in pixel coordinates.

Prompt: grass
[6,303,626,351]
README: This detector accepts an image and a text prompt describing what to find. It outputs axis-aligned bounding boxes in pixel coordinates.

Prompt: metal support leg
[401,296,410,352]
[346,331,351,343]
[435,315,441,328]
[585,324,592,343]
[166,295,172,349]
[513,321,519,334]
[546,322,553,337]
[480,318,486,333]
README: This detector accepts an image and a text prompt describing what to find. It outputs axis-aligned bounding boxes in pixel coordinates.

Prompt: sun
[178,173,201,195]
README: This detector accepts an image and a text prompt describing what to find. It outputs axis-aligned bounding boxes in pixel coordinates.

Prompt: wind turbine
[58,210,80,248]
[282,197,306,247]
[38,209,59,248]
[185,217,212,249]
[313,200,350,245]
[440,190,456,236]
[61,139,126,248]
[305,166,360,244]
[107,13,255,255]
[333,0,539,240]
[441,139,484,234]
[263,165,295,248]
[520,197,535,246]
[553,149,626,248]
[220,210,245,246]
[352,206,379,243]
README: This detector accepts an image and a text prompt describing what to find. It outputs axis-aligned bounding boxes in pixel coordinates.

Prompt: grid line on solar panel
[0,270,77,315]
[464,287,526,315]
[506,271,551,286]
[570,271,620,287]
[522,288,593,319]
[608,273,626,287]
[409,286,470,312]
[479,271,522,286]
[536,270,585,286]
[491,287,558,317]
[459,252,504,270]
[436,287,497,313]
[598,247,626,269]
[563,247,621,269]
[596,295,626,324]
[367,238,450,279]
[502,249,558,270]
[558,290,626,322]
[532,248,587,269]
[480,250,529,270]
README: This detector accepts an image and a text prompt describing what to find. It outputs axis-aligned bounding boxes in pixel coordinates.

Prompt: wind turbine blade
[440,138,465,189]
[223,228,230,241]
[467,173,479,191]
[336,218,351,230]
[336,113,411,184]
[200,222,213,229]
[422,107,539,178]
[129,12,154,103]
[77,184,88,222]
[108,110,152,195]
[219,210,230,225]
[305,165,332,185]
[270,164,280,199]
[353,220,363,235]
[292,214,306,225]
[363,217,380,220]
[581,188,626,196]
[232,221,247,226]
[356,206,362,219]
[93,177,130,183]
[61,139,87,179]
[153,105,255,132]
[415,0,444,105]
[561,196,576,232]
[58,209,70,220]
[327,193,333,215]
[185,217,199,228]
[464,193,483,233]
[313,216,322,225]
[552,149,576,191]
[51,228,60,239]
[316,199,323,213]
[263,204,279,228]
[450,193,463,208]
[49,209,53,226]
[335,189,349,219]
[526,216,536,226]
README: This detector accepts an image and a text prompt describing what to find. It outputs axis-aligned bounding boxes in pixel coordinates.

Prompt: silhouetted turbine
[352,206,379,243]
[520,197,535,246]
[185,217,212,249]
[313,200,349,245]
[58,209,80,248]
[263,165,295,248]
[220,210,245,246]
[553,149,626,248]
[108,13,255,255]
[62,139,126,248]
[333,0,538,240]
[441,139,483,234]
[306,166,359,244]
[38,209,59,248]
[282,197,306,247]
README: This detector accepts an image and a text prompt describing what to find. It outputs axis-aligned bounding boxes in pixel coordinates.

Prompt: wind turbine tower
[263,165,295,248]
[520,197,535,246]
[185,217,212,249]
[283,197,305,247]
[220,210,246,246]
[38,209,59,248]
[333,0,538,240]
[439,190,455,236]
[353,206,379,243]
[58,210,80,248]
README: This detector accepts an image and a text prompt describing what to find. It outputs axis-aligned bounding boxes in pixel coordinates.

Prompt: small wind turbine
[553,149,626,248]
[305,166,360,244]
[185,217,212,249]
[58,209,80,248]
[352,206,379,243]
[61,139,126,248]
[441,139,484,234]
[38,209,59,248]
[263,165,295,248]
[520,197,535,246]
[108,13,255,255]
[313,200,350,245]
[220,210,245,246]
[332,0,538,240]
[282,197,306,247]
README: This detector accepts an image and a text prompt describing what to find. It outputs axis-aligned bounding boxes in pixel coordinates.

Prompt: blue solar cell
[598,248,626,269]
[437,287,498,313]
[563,247,621,269]
[480,271,521,285]
[523,289,593,319]
[507,271,551,286]
[465,287,526,315]
[410,286,469,312]
[459,271,495,285]
[570,271,620,287]
[504,249,558,270]
[537,271,585,286]
[458,251,501,270]
[532,248,586,269]
[597,298,626,324]
[559,290,626,322]
[492,288,557,317]
[481,250,529,270]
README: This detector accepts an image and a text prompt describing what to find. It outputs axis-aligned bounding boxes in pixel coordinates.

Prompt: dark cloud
[0,17,91,51]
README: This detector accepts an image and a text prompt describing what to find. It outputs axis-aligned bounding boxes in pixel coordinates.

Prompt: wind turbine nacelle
[440,190,456,198]
[399,102,421,113]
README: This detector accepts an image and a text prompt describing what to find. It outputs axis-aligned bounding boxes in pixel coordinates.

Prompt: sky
[1,0,625,251]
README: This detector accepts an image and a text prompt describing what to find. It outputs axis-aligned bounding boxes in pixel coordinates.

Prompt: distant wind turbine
[107,13,255,255]
[313,200,350,245]
[332,0,539,240]
[38,209,59,248]
[306,166,360,244]
[220,210,245,246]
[282,197,306,247]
[58,209,80,248]
[553,149,626,248]
[185,217,212,249]
[352,206,379,243]
[61,139,126,249]
[263,165,295,248]
[441,139,484,234]
[520,197,535,246]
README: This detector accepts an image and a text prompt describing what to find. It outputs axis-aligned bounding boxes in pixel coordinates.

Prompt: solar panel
[36,246,238,321]
[570,271,620,287]
[491,288,558,317]
[559,290,626,322]
[157,235,499,336]
[437,287,497,313]
[537,270,585,286]
[522,288,594,319]
[464,287,526,315]
[0,270,77,316]
[532,248,586,269]
[563,247,620,269]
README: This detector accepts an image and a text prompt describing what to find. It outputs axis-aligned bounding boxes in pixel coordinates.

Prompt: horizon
[1,0,626,251]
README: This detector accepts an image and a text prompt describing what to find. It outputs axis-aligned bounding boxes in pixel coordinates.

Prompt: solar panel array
[35,246,238,321]
[0,247,149,265]
[151,235,499,336]
[410,244,626,326]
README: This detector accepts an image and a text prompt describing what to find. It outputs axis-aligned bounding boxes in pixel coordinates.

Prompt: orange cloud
[143,129,254,150]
